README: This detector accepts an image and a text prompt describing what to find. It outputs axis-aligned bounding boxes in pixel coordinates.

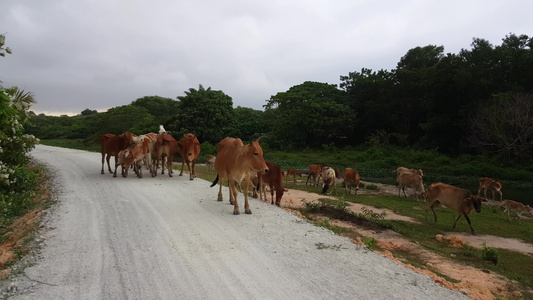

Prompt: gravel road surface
[7,145,467,299]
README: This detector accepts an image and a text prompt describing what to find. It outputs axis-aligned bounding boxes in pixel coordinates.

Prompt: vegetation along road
[6,145,467,299]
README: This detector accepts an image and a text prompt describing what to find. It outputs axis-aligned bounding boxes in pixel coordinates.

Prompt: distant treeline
[28,33,533,162]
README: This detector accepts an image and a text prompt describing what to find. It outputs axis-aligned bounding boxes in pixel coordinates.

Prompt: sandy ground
[0,145,468,299]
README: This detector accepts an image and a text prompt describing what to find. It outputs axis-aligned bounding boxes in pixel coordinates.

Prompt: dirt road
[6,145,467,299]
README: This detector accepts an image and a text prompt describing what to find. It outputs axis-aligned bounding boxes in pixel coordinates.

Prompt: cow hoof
[189,178,193,181]
[101,171,105,174]
[245,209,252,214]
[217,197,223,202]
[113,174,117,178]
[233,210,240,215]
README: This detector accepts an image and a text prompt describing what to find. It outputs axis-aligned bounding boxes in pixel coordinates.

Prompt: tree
[80,108,97,116]
[468,93,533,161]
[264,81,354,149]
[130,96,179,124]
[0,34,12,58]
[167,84,234,144]
[229,106,270,141]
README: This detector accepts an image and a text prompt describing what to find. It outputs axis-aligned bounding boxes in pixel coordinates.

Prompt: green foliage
[167,84,235,144]
[263,81,354,149]
[357,206,387,222]
[364,237,377,250]
[481,243,499,264]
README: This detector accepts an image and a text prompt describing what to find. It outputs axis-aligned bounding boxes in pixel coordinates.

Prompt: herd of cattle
[100,129,532,233]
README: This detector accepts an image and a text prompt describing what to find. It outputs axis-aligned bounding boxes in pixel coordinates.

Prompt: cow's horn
[255,136,266,142]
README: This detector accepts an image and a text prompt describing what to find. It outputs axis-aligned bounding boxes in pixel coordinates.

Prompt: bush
[481,243,499,264]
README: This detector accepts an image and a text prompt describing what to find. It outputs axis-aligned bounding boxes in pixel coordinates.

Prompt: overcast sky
[1,0,532,115]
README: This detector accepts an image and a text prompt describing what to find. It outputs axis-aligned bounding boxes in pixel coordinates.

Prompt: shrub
[481,243,499,264]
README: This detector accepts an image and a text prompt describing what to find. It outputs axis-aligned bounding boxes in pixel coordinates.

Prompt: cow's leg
[179,161,185,176]
[113,155,119,178]
[270,184,275,205]
[191,160,197,178]
[187,161,193,180]
[243,175,252,214]
[106,154,113,173]
[101,153,105,174]
[483,189,488,200]
[217,182,223,202]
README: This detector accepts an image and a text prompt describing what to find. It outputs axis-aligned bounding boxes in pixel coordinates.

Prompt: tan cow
[153,133,178,177]
[321,166,337,194]
[177,133,201,180]
[343,168,360,194]
[305,164,322,186]
[286,169,302,184]
[210,137,269,215]
[206,155,216,170]
[122,134,156,178]
[426,182,487,234]
[397,172,425,200]
[478,177,503,201]
[396,166,423,177]
[503,199,532,220]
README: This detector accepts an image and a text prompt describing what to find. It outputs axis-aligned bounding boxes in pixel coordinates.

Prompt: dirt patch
[277,183,532,300]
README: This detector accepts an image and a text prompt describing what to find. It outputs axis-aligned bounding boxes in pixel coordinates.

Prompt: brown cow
[210,137,269,215]
[426,182,487,234]
[153,134,178,177]
[258,161,285,206]
[396,166,424,177]
[286,169,302,184]
[321,166,337,194]
[503,199,532,220]
[100,132,135,177]
[478,177,503,201]
[305,164,322,186]
[178,133,201,180]
[343,168,360,194]
[397,172,425,200]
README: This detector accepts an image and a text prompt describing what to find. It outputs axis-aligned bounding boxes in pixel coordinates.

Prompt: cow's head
[468,195,487,213]
[247,137,269,174]
[180,134,201,162]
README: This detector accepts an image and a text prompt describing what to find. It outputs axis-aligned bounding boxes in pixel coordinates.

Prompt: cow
[343,168,360,194]
[100,132,135,177]
[321,166,337,194]
[478,177,503,201]
[206,155,216,170]
[258,161,285,206]
[286,169,302,184]
[177,133,201,180]
[397,172,425,200]
[122,134,156,178]
[426,182,487,234]
[396,167,424,177]
[153,133,178,177]
[503,199,533,220]
[305,164,322,186]
[210,137,269,215]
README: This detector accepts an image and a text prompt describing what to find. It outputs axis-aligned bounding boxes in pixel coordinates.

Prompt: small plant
[481,242,499,264]
[302,199,324,212]
[334,198,349,212]
[364,237,377,250]
[358,206,387,222]
[365,183,379,190]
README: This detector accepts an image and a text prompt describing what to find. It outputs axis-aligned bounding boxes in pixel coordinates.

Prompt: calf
[321,166,337,194]
[286,169,302,184]
[426,182,487,234]
[305,164,322,186]
[503,199,533,220]
[478,177,503,201]
[397,172,425,200]
[210,136,269,215]
[178,133,201,180]
[396,166,424,177]
[153,133,178,177]
[206,155,216,170]
[122,134,156,178]
[258,161,285,206]
[100,132,135,177]
[343,168,360,194]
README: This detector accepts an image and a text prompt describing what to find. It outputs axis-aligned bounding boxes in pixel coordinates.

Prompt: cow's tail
[210,174,219,187]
